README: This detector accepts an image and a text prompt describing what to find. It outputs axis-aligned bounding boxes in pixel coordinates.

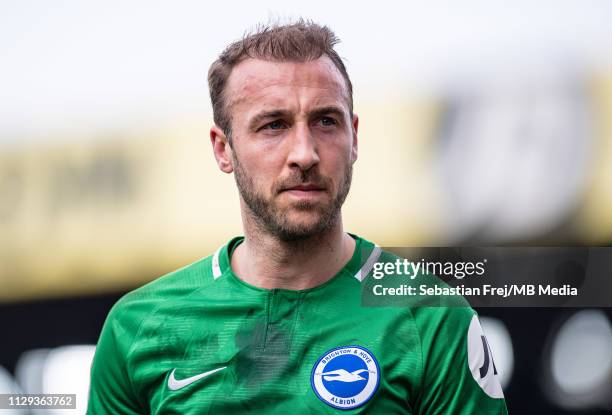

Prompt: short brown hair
[207,20,353,143]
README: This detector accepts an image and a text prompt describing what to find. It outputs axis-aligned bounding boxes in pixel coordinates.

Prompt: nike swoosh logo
[167,366,227,391]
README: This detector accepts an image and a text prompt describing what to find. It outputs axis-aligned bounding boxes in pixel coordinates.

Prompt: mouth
[280,183,326,198]
[285,184,325,191]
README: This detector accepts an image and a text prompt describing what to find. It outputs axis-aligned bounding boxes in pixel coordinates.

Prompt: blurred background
[1,0,612,413]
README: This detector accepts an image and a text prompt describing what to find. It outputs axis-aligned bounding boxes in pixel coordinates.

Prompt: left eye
[319,117,337,126]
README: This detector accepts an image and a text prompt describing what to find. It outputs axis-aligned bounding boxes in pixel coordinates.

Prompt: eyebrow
[309,106,347,122]
[248,110,291,130]
[248,106,347,130]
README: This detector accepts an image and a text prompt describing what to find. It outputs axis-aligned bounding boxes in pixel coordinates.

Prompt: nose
[286,122,319,171]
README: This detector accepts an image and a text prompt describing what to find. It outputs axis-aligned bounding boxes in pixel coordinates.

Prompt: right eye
[260,120,286,131]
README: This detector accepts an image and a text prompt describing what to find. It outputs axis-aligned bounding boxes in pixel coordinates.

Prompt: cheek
[318,148,352,190]
[237,147,284,188]
[321,141,352,169]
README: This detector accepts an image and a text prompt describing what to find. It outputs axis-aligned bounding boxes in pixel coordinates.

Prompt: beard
[233,154,353,242]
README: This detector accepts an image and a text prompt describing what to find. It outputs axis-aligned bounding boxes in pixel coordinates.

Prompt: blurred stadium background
[1,1,612,413]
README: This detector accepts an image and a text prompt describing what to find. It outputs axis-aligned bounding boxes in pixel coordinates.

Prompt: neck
[231,212,355,290]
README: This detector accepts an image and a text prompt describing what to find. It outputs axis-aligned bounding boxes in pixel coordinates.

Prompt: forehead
[225,56,350,112]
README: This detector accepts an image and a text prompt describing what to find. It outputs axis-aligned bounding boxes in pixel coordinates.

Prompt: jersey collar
[211,234,381,287]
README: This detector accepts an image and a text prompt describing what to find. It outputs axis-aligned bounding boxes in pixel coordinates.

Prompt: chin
[283,210,326,227]
[274,213,336,241]
[275,225,326,242]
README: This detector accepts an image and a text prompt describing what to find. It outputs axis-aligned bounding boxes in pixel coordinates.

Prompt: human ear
[351,114,359,163]
[210,125,234,173]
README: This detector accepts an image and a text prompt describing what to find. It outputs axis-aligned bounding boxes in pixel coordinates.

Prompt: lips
[285,184,325,192]
[280,183,326,199]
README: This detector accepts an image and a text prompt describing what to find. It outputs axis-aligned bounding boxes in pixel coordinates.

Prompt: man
[87,21,508,414]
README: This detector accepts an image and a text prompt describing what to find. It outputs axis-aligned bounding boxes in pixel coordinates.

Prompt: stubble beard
[233,154,353,242]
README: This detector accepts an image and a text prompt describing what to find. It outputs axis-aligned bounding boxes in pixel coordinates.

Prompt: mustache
[274,170,331,193]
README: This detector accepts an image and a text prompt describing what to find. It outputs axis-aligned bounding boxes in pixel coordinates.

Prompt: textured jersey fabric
[87,234,508,414]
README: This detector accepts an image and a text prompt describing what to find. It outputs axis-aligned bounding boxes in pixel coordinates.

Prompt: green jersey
[87,235,508,414]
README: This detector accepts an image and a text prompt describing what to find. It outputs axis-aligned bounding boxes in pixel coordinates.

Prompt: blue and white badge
[311,345,380,410]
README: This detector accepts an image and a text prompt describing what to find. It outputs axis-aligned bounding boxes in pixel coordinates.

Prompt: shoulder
[107,247,220,327]
[360,244,477,339]
[363,245,472,303]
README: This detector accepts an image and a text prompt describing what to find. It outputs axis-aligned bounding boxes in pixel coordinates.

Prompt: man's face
[220,56,358,241]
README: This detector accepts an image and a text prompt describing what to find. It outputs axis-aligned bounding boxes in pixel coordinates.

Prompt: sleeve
[412,307,509,415]
[87,302,144,415]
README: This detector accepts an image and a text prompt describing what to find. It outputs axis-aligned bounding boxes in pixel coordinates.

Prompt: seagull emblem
[315,369,376,382]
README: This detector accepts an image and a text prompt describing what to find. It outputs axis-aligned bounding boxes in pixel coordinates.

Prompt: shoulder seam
[406,306,425,410]
[353,245,382,282]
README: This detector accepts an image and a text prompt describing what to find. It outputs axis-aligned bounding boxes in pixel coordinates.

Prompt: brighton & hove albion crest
[311,345,380,410]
